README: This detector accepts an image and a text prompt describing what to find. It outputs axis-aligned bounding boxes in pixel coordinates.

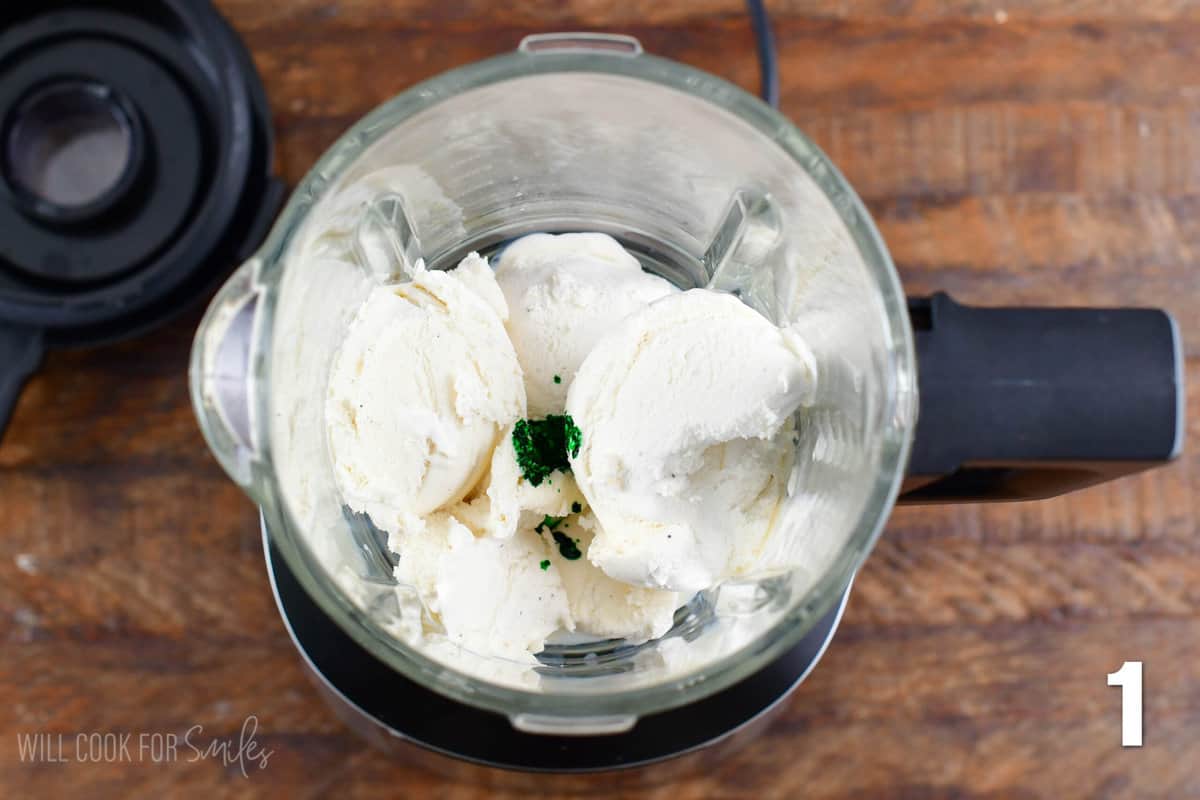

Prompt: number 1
[1107,661,1143,747]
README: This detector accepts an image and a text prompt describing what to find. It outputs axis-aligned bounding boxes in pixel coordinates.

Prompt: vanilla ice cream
[567,289,817,595]
[325,254,524,534]
[324,232,816,665]
[392,515,572,657]
[556,518,680,641]
[494,232,677,416]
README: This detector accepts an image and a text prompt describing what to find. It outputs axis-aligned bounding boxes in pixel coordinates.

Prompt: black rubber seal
[2,79,147,229]
[0,0,281,437]
[0,38,202,284]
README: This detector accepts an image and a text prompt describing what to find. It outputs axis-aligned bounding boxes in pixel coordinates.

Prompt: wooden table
[3,1,1198,796]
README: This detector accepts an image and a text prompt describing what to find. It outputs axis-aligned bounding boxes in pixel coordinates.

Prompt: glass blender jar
[190,33,1182,769]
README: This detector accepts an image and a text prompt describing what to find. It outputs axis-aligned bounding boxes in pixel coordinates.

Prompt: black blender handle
[899,293,1184,502]
[0,324,44,439]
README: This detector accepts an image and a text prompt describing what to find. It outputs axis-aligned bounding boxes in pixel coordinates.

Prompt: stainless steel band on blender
[0,0,281,437]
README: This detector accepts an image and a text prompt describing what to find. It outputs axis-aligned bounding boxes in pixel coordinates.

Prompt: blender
[190,34,1183,773]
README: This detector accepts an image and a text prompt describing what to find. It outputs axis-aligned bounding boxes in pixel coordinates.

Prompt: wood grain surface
[2,1,1198,797]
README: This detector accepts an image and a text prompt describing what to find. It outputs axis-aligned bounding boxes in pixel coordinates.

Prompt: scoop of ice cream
[554,519,679,641]
[466,427,679,643]
[567,289,816,595]
[392,514,572,660]
[494,232,677,416]
[326,255,524,532]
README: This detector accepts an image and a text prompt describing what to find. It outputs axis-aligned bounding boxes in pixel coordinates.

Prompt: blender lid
[266,533,850,772]
[0,0,281,432]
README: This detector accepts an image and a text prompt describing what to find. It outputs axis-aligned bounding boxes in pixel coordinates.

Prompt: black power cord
[745,0,779,108]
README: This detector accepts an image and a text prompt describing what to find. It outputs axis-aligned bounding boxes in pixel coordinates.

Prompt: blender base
[263,521,850,773]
